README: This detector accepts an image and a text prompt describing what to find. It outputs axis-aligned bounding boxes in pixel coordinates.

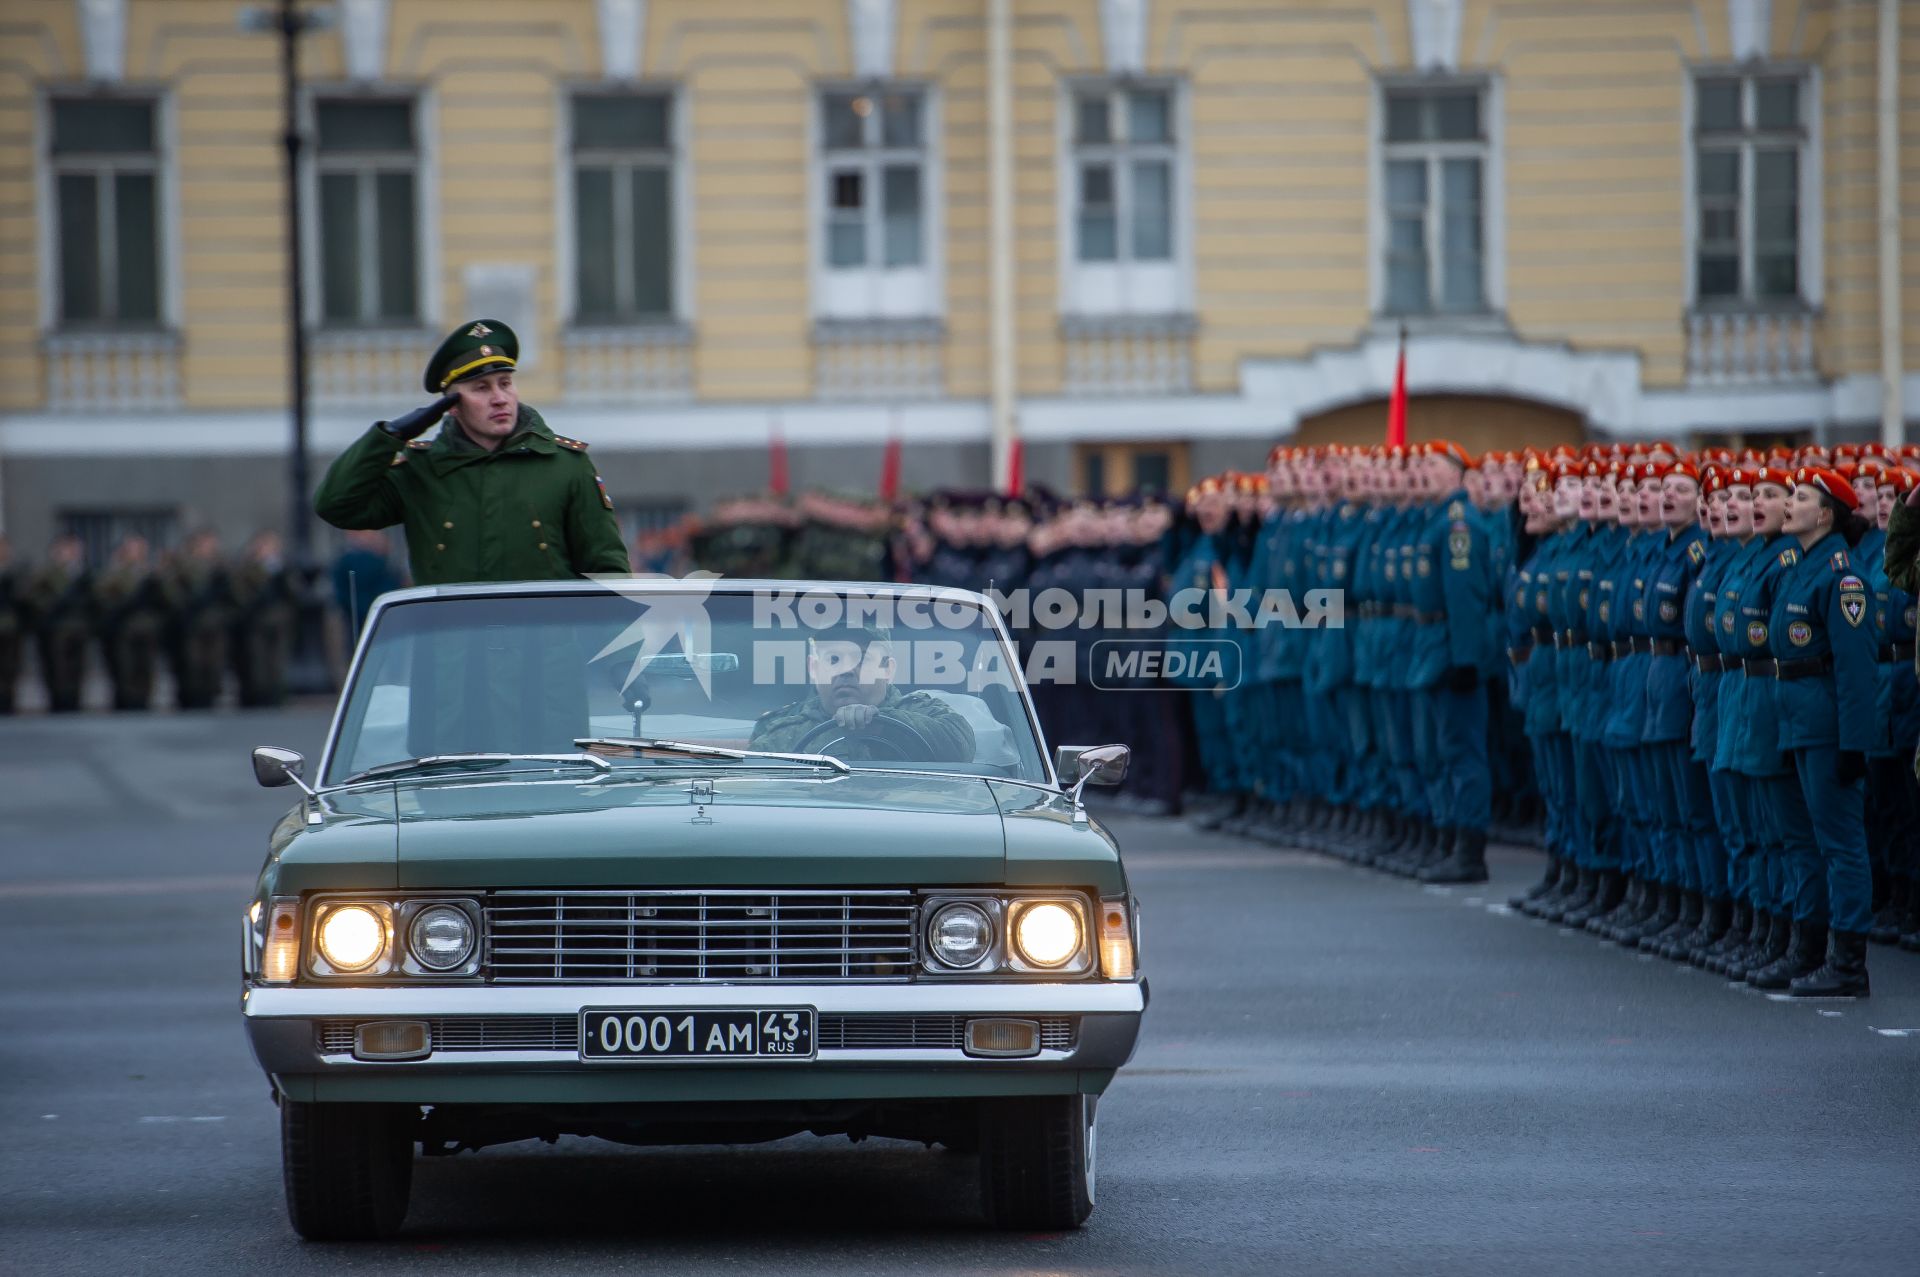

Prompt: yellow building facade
[0,0,1915,550]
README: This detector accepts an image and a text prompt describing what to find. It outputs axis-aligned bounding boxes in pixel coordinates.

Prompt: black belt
[1881,642,1916,663]
[1742,657,1776,677]
[1530,625,1553,643]
[1587,641,1615,662]
[1649,638,1684,656]
[1693,652,1732,673]
[1393,605,1445,624]
[1774,654,1834,681]
[1558,629,1588,650]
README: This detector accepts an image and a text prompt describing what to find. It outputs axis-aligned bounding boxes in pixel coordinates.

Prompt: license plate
[580,1008,816,1061]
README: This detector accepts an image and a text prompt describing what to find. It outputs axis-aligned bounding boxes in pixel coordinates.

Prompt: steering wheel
[791,711,938,761]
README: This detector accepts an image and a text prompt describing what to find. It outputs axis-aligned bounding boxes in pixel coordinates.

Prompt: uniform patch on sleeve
[1746,620,1768,647]
[595,474,614,509]
[1839,575,1867,627]
[1448,530,1471,561]
[1658,600,1678,623]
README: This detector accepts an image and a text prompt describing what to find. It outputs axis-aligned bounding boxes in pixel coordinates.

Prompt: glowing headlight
[408,905,475,971]
[929,902,994,969]
[316,904,387,972]
[1013,901,1081,968]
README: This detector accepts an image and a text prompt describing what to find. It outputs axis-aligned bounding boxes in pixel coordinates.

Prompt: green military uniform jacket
[749,685,976,763]
[315,405,630,585]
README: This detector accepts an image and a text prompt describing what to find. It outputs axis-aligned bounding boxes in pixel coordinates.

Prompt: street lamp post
[243,0,333,692]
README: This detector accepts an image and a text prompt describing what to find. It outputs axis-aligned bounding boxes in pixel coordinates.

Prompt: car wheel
[280,1099,415,1241]
[978,1093,1097,1230]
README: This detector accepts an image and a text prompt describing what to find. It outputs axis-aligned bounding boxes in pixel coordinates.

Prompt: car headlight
[1011,900,1082,968]
[316,903,388,972]
[409,904,476,971]
[928,902,994,969]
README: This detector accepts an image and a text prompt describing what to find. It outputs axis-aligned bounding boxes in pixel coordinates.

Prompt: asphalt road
[3,709,1917,1276]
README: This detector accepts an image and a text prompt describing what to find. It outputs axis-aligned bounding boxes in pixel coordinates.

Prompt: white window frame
[299,87,436,330]
[1058,78,1191,317]
[557,82,694,328]
[810,82,942,320]
[1683,64,1820,310]
[1370,76,1501,319]
[38,88,178,332]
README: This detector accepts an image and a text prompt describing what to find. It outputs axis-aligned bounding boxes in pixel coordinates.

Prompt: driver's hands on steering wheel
[833,703,878,731]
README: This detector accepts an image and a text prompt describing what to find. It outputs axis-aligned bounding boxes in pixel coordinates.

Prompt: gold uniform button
[436,543,445,551]
[538,542,547,551]
[443,520,454,529]
[531,519,541,528]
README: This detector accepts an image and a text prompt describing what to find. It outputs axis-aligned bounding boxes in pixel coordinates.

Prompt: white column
[1879,0,1904,445]
[987,0,1016,489]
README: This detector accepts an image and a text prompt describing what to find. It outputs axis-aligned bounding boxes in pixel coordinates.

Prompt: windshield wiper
[339,752,613,786]
[574,737,850,775]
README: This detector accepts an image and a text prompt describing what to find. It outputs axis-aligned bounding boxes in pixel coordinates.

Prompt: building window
[816,87,936,318]
[1071,85,1175,266]
[1062,82,1186,316]
[571,92,675,322]
[1693,72,1808,305]
[1380,84,1487,315]
[315,98,420,325]
[48,96,163,328]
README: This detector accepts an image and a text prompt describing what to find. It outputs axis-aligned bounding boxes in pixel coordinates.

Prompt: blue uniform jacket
[1643,526,1707,744]
[1768,532,1879,755]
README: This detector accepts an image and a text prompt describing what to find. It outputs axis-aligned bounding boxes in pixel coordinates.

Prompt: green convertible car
[241,579,1145,1239]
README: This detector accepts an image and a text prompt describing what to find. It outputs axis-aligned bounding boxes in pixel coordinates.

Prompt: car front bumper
[243,980,1146,1105]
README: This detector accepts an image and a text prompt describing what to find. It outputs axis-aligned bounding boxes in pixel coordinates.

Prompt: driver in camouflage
[750,627,974,763]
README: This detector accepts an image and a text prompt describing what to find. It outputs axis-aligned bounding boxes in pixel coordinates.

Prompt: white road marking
[139,1116,226,1124]
[1869,1027,1914,1037]
[0,874,252,900]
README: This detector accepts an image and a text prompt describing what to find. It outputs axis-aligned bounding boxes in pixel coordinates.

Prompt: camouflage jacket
[748,685,975,763]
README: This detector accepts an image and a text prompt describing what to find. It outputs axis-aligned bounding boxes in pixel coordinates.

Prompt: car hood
[358,769,1012,890]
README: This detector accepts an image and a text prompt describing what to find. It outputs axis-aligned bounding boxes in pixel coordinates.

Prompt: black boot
[1680,896,1734,964]
[1509,856,1560,910]
[1564,870,1622,929]
[1788,930,1871,999]
[1899,878,1920,952]
[1869,879,1906,945]
[1418,828,1489,884]
[1383,824,1436,877]
[1593,876,1645,940]
[1727,911,1786,982]
[1749,920,1827,990]
[1538,867,1593,923]
[1653,889,1705,959]
[1697,899,1748,971]
[1620,883,1676,944]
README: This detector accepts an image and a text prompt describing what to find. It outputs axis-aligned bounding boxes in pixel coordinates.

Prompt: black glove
[1445,665,1481,693]
[1834,750,1867,786]
[377,393,458,442]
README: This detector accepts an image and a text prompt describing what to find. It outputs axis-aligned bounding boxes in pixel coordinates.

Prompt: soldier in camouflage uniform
[749,627,975,763]
[93,535,165,711]
[0,537,21,713]
[791,491,894,582]
[27,534,93,713]
[163,529,233,711]
[691,497,799,578]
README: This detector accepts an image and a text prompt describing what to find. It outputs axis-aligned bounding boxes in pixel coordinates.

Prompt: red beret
[1794,465,1859,510]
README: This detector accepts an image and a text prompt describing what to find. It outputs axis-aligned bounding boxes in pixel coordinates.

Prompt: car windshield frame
[316,580,1059,790]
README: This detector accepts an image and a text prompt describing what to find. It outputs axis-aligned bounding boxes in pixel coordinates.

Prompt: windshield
[324,587,1048,786]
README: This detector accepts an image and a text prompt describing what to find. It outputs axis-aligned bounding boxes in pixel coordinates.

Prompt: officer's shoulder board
[1778,547,1799,568]
[392,438,432,466]
[1828,549,1850,573]
[554,434,591,453]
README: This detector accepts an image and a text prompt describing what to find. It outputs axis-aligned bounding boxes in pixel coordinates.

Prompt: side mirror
[252,746,315,796]
[1056,743,1130,788]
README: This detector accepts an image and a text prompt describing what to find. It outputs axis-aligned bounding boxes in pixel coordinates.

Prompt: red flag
[1004,438,1024,496]
[879,433,902,502]
[768,422,789,496]
[1386,334,1408,448]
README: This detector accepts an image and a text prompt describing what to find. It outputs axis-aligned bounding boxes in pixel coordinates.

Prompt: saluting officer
[315,319,631,584]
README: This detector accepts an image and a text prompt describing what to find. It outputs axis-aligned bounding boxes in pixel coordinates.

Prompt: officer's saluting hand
[315,319,631,586]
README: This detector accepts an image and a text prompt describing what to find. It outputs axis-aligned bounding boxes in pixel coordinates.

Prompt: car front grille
[317,1014,1078,1054]
[484,890,918,983]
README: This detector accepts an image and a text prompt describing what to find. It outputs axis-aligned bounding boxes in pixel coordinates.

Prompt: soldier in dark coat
[162,529,233,711]
[750,627,974,764]
[26,535,92,713]
[0,537,22,713]
[229,529,298,708]
[93,535,165,711]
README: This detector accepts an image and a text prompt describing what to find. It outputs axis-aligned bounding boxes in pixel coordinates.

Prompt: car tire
[281,1099,415,1241]
[978,1093,1096,1230]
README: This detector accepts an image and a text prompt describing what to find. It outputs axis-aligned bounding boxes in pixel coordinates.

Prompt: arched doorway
[1294,394,1588,453]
